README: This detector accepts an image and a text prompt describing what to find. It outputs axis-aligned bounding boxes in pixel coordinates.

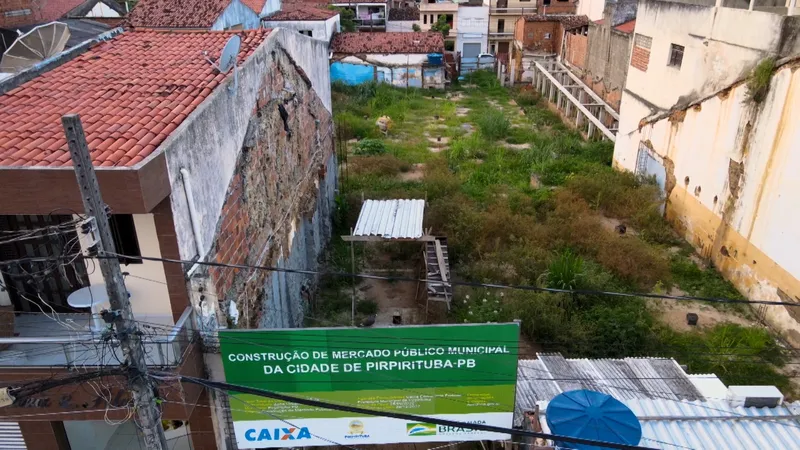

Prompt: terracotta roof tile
[331,32,444,54]
[128,0,232,28]
[241,0,267,14]
[263,4,338,21]
[0,29,271,168]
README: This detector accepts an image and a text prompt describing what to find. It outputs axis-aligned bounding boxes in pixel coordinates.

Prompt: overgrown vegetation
[353,138,387,155]
[430,15,451,38]
[327,74,792,392]
[746,57,776,103]
[330,6,356,32]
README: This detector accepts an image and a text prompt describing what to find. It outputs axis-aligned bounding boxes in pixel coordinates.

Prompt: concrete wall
[456,6,489,54]
[624,0,800,115]
[576,0,605,20]
[139,29,331,276]
[575,22,631,110]
[212,0,262,30]
[387,20,417,31]
[331,54,446,88]
[84,214,172,320]
[613,59,800,345]
[261,16,340,42]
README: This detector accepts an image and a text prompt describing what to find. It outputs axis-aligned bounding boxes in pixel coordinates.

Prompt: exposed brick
[631,46,650,72]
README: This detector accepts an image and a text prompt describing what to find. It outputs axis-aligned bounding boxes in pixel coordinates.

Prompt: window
[497,19,505,33]
[423,15,427,24]
[668,44,684,68]
[109,215,142,265]
[543,0,551,4]
[544,32,552,39]
[299,30,313,36]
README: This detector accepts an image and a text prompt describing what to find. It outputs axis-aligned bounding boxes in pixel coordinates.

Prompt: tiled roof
[331,32,444,54]
[263,5,337,21]
[524,14,589,30]
[594,18,636,33]
[241,0,267,14]
[128,0,231,28]
[0,29,270,168]
[0,0,85,28]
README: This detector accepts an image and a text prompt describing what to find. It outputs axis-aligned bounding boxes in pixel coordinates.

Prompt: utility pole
[62,114,168,450]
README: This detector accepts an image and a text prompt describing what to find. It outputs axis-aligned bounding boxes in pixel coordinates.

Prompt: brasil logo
[406,423,437,436]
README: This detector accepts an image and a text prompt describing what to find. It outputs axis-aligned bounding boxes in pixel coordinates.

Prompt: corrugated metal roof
[539,398,800,449]
[353,199,425,239]
[514,353,710,427]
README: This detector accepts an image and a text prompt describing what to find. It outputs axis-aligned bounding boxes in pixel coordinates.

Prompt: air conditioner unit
[727,385,784,408]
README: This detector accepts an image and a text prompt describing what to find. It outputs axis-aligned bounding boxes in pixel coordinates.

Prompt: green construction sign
[219,323,520,447]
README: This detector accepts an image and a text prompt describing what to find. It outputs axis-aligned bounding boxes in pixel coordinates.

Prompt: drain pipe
[180,168,204,274]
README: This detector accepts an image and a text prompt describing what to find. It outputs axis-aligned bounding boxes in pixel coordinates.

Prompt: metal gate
[0,214,89,313]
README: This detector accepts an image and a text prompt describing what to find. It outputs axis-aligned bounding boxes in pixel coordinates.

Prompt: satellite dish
[1,22,71,73]
[218,35,241,74]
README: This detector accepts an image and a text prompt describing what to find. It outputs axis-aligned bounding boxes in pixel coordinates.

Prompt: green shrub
[670,256,746,303]
[746,57,776,103]
[337,112,378,140]
[356,299,378,315]
[544,249,584,290]
[476,110,510,141]
[353,138,387,155]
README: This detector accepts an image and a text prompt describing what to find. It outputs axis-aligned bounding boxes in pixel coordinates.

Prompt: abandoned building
[0,23,334,449]
[613,0,800,345]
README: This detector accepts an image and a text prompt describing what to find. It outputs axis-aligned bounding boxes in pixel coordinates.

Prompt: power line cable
[164,373,657,450]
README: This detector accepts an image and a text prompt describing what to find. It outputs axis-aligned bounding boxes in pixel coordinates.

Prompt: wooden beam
[434,240,448,284]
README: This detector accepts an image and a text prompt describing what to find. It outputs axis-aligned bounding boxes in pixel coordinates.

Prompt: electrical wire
[163,373,657,450]
[4,251,799,308]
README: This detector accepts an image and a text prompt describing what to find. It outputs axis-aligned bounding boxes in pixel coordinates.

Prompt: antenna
[203,34,241,93]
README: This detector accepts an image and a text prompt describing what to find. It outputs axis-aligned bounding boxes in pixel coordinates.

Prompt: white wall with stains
[614,59,800,344]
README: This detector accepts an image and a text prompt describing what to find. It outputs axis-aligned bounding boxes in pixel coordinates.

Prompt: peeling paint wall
[613,60,800,345]
[578,22,631,111]
[204,42,336,329]
[212,0,261,30]
[330,54,446,88]
[624,0,800,115]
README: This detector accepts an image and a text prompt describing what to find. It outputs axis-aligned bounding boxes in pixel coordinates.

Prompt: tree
[329,6,356,32]
[430,15,451,38]
[412,23,421,32]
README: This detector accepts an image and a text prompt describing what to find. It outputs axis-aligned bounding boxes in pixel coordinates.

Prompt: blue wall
[331,62,375,85]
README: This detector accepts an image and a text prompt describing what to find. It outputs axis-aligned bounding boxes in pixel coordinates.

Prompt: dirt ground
[357,277,421,326]
[650,295,759,332]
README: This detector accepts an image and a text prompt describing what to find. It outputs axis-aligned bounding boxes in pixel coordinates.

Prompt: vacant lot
[321,72,794,394]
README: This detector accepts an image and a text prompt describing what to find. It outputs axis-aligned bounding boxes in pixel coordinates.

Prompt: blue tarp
[331,62,374,85]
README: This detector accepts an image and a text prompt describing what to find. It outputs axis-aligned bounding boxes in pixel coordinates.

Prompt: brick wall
[631,45,650,72]
[522,21,559,53]
[565,32,587,69]
[206,46,336,329]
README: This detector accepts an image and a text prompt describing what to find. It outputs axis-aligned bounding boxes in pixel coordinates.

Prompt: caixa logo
[245,427,312,442]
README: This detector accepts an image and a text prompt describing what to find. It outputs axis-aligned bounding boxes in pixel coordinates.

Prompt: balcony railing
[355,18,386,28]
[490,7,537,14]
[489,31,515,38]
[0,307,194,367]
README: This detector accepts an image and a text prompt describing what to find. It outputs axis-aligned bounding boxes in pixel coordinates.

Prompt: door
[498,42,510,54]
[462,43,481,59]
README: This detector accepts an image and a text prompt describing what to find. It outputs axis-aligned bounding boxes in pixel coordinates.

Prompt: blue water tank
[546,390,642,450]
[427,53,443,66]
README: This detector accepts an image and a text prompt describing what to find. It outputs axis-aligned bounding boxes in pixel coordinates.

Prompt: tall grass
[476,110,510,141]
